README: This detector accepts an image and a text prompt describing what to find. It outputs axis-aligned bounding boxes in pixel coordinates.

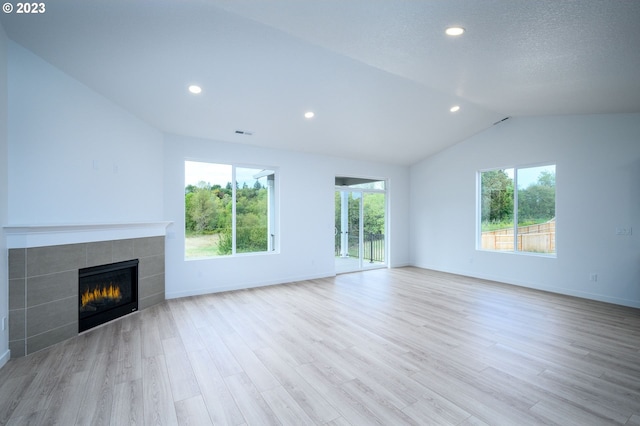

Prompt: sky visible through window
[185,161,266,188]
[504,165,555,188]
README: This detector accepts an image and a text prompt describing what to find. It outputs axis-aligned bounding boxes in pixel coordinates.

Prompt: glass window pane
[517,165,556,254]
[349,180,385,190]
[347,192,361,258]
[236,167,274,254]
[363,192,385,264]
[185,161,233,258]
[480,169,514,251]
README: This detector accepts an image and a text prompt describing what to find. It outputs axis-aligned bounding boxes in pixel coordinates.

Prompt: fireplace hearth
[78,259,139,332]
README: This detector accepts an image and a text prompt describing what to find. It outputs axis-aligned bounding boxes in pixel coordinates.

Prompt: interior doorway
[335,177,387,273]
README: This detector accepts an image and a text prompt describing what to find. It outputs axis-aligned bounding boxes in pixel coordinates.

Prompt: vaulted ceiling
[2,0,639,165]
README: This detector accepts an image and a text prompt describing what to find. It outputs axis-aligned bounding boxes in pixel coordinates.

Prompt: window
[479,164,556,255]
[185,161,276,259]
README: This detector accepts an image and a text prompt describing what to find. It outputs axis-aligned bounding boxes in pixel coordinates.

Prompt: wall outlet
[589,273,598,282]
[1,317,6,331]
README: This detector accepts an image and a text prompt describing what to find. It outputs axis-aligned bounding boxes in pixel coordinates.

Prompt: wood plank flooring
[1,267,639,425]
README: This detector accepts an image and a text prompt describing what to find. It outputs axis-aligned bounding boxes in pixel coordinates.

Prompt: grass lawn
[185,234,220,258]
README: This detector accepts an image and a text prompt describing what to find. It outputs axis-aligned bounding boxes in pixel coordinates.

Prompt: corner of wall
[0,20,11,368]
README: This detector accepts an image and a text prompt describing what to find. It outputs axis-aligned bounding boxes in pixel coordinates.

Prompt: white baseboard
[412,264,640,309]
[0,349,10,369]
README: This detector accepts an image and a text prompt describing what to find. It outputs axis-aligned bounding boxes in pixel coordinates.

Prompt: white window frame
[477,163,556,257]
[184,160,279,260]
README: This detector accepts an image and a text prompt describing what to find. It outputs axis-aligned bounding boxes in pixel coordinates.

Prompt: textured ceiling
[2,0,639,165]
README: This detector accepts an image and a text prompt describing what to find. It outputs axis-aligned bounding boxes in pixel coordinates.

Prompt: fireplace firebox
[78,259,139,332]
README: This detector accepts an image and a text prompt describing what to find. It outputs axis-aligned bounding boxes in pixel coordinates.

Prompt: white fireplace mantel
[3,222,173,249]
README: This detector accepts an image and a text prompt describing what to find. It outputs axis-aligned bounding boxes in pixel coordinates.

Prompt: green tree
[537,170,555,187]
[348,194,361,237]
[518,171,556,224]
[481,170,514,226]
[185,192,196,232]
[364,193,385,235]
[186,176,269,256]
[185,184,197,195]
[190,188,215,233]
[334,191,385,236]
[236,185,268,253]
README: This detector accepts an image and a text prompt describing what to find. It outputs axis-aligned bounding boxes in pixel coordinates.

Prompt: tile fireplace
[5,223,170,357]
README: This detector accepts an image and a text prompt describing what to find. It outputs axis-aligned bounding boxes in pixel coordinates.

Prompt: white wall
[410,114,640,308]
[7,42,164,225]
[0,22,9,367]
[164,133,410,298]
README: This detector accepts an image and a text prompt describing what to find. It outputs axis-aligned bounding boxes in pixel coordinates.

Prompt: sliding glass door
[335,177,386,273]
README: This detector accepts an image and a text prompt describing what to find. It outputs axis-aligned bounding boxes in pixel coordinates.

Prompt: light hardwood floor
[1,267,639,425]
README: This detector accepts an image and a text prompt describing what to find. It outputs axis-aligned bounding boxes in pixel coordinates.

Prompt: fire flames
[81,283,122,310]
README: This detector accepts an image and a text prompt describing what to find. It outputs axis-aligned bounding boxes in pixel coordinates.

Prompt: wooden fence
[481,220,555,253]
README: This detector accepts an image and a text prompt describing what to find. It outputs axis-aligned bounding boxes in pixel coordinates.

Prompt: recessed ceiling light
[188,85,202,94]
[445,26,465,36]
[304,111,315,119]
[450,105,461,112]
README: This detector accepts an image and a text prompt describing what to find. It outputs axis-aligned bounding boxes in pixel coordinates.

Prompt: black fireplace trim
[78,259,139,332]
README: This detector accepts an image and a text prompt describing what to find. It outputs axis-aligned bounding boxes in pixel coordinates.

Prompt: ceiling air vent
[235,130,253,136]
[493,117,511,125]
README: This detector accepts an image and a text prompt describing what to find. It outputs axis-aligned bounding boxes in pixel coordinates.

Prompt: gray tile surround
[8,236,165,357]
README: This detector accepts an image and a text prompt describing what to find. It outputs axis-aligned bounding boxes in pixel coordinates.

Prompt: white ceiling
[2,0,639,165]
